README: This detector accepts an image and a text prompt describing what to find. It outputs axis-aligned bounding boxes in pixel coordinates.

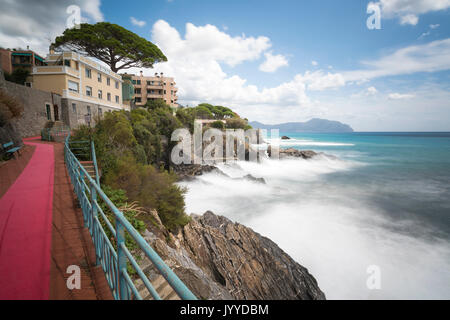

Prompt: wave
[180,156,450,299]
[265,138,355,147]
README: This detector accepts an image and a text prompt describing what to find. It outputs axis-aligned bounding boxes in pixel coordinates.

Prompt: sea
[179,132,450,299]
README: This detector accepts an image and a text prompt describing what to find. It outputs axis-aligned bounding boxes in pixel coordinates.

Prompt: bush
[71,108,190,231]
[210,120,225,130]
[226,118,248,129]
[4,68,30,85]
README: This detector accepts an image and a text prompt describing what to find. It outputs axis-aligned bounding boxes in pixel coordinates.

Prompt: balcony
[33,65,80,78]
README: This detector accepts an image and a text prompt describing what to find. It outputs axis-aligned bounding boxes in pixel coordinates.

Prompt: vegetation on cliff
[70,100,252,231]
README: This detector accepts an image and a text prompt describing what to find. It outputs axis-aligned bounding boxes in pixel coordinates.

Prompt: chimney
[160,72,164,78]
[49,45,55,54]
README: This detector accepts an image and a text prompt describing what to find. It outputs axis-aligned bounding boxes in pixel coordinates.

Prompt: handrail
[64,133,197,300]
[91,140,100,186]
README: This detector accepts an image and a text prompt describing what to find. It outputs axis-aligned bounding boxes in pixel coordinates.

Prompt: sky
[0,0,449,131]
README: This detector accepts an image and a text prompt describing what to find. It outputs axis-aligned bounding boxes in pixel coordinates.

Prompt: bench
[2,141,22,159]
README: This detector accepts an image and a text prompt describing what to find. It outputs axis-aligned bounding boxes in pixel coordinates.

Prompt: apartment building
[125,71,178,108]
[0,48,47,75]
[30,51,128,127]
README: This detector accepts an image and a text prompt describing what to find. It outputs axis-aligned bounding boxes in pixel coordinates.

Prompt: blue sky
[1,0,450,130]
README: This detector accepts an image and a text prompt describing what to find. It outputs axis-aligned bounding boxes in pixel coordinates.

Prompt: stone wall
[0,65,62,141]
[62,98,118,128]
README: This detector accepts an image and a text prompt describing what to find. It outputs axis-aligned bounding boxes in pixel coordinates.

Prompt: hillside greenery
[70,101,249,231]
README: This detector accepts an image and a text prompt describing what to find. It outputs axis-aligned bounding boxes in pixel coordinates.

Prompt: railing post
[91,185,100,265]
[116,219,128,300]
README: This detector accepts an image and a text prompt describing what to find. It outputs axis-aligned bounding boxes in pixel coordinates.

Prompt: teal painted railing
[64,134,197,300]
[91,140,100,186]
[41,126,71,142]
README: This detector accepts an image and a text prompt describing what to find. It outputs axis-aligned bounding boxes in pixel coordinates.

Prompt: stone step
[134,275,180,300]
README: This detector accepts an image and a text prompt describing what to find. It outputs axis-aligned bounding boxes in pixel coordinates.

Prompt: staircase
[80,161,98,181]
[134,275,180,300]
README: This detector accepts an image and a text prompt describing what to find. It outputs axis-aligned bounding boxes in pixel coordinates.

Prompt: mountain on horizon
[249,118,354,133]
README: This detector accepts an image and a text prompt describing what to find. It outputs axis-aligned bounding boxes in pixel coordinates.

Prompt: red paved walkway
[0,138,54,299]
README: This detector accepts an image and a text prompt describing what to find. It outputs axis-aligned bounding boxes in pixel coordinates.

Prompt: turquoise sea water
[181,132,450,299]
[281,132,450,237]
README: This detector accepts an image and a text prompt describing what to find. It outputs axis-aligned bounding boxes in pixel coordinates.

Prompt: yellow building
[31,51,128,127]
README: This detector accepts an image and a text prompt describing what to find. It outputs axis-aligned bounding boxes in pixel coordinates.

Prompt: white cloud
[367,86,378,95]
[400,14,419,25]
[388,93,415,99]
[343,38,450,81]
[372,0,450,25]
[0,0,103,55]
[312,60,318,66]
[259,52,288,73]
[430,24,440,29]
[130,17,146,27]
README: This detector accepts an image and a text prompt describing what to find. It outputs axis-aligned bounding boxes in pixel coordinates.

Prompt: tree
[145,98,170,111]
[52,22,167,73]
[4,68,30,85]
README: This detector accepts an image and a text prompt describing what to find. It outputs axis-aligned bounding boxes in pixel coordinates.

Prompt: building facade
[30,51,128,127]
[0,48,47,76]
[124,71,178,108]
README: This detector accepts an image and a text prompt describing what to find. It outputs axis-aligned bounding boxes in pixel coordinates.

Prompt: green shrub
[210,120,225,130]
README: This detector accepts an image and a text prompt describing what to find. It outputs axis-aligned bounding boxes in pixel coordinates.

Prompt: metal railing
[64,134,197,300]
[41,126,71,142]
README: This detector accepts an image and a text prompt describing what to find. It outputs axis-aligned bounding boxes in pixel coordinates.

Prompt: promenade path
[0,137,112,300]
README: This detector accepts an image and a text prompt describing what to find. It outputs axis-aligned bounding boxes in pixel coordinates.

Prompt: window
[72,103,76,113]
[164,90,166,94]
[135,88,141,94]
[132,80,137,84]
[25,82,32,88]
[68,80,79,92]
[45,104,51,120]
[98,107,102,117]
[115,81,119,89]
[64,60,71,67]
[87,106,91,115]
[85,68,92,78]
[136,80,141,85]
[135,97,142,103]
[86,86,92,96]
[107,77,110,86]
[115,95,119,103]
[97,72,102,83]
[98,90,103,99]
[147,81,151,85]
[107,93,111,101]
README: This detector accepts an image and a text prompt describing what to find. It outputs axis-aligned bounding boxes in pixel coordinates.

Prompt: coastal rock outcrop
[279,148,319,159]
[171,164,226,180]
[142,211,326,300]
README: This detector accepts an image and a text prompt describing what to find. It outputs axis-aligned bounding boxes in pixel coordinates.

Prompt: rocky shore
[140,211,326,300]
[160,146,326,300]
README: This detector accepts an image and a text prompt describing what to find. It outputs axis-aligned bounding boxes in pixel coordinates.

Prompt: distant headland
[250,118,354,133]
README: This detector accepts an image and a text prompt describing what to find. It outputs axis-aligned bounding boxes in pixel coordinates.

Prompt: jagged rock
[171,164,227,181]
[281,136,291,140]
[234,174,266,184]
[280,148,319,159]
[143,211,325,300]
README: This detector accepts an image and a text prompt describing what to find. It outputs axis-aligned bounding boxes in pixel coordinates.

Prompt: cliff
[250,118,354,133]
[140,210,326,300]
